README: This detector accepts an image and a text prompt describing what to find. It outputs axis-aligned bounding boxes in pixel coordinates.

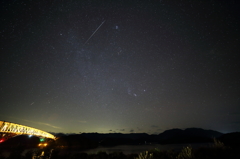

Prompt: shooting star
[83,20,106,46]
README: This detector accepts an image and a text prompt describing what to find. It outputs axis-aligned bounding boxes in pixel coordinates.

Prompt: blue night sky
[1,0,240,134]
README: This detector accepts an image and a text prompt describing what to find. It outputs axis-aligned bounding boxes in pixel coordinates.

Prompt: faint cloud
[23,119,62,129]
[0,115,61,129]
[119,129,125,131]
[78,120,87,123]
[129,129,134,133]
[151,125,159,128]
[39,122,62,129]
[109,130,112,131]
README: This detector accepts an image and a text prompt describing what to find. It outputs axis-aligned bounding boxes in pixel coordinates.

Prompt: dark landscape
[1,128,240,159]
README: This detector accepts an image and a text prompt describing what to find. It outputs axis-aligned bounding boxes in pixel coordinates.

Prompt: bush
[135,151,153,159]
[212,138,225,149]
[177,146,194,159]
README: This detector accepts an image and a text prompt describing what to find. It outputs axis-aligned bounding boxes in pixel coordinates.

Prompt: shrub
[177,146,194,159]
[135,151,153,159]
[212,138,225,149]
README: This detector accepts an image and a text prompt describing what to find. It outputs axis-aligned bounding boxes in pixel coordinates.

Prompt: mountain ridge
[54,128,224,146]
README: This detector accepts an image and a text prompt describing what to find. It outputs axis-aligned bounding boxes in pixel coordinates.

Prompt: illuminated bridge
[0,121,55,142]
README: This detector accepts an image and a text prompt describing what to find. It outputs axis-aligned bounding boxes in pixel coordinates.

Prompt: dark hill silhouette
[158,128,222,139]
[158,128,183,140]
[218,132,240,147]
[76,128,223,146]
[99,137,136,146]
[56,134,98,150]
[158,128,223,144]
[80,133,149,143]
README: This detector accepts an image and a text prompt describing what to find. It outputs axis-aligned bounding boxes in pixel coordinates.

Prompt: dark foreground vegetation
[0,139,240,159]
[0,130,240,159]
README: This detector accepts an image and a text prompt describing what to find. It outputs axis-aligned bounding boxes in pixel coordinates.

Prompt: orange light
[38,143,48,147]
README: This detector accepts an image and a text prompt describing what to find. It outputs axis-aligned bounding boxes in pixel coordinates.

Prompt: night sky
[1,0,240,134]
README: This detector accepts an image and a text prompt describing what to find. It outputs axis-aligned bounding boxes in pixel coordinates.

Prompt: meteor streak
[83,20,106,46]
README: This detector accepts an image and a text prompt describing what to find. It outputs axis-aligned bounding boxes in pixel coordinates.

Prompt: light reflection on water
[82,143,211,154]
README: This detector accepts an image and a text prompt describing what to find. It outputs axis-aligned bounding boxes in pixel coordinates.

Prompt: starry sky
[1,0,240,134]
